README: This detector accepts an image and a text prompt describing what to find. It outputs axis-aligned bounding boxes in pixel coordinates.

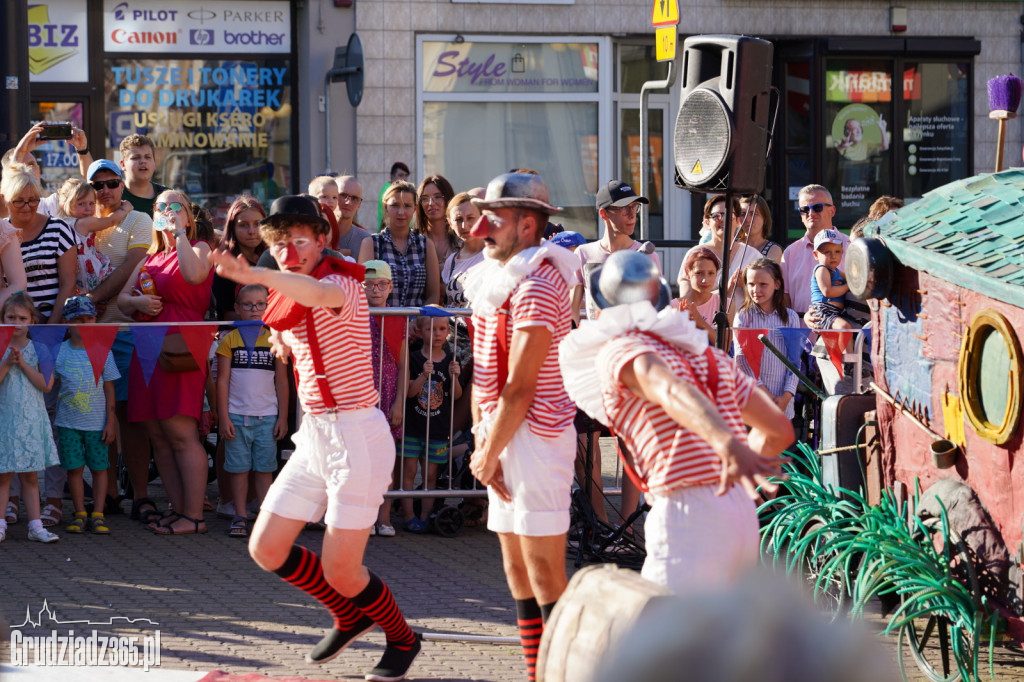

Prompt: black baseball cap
[596,180,649,210]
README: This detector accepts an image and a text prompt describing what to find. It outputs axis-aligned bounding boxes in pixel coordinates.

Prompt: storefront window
[423,102,598,235]
[104,58,292,212]
[824,59,894,228]
[420,38,604,235]
[903,62,970,199]
[618,44,668,94]
[620,107,664,238]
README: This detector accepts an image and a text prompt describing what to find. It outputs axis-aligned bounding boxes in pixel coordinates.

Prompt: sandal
[89,513,111,535]
[152,514,207,536]
[66,512,87,534]
[227,516,248,539]
[40,503,63,528]
[132,498,160,523]
[5,500,18,524]
[145,511,180,532]
[402,518,428,533]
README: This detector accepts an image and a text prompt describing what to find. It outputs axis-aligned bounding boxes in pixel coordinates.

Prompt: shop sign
[422,41,599,94]
[825,68,922,102]
[28,0,89,83]
[103,0,290,54]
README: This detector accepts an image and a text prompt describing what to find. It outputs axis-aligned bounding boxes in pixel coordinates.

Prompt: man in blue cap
[464,172,581,681]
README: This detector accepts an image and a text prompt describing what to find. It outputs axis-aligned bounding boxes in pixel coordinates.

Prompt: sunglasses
[706,211,726,221]
[798,202,833,216]
[155,201,184,213]
[339,193,362,203]
[90,179,122,191]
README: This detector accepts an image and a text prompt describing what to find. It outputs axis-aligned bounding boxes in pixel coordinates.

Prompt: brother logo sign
[224,31,285,47]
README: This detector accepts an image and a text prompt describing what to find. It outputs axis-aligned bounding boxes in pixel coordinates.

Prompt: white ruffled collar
[559,302,709,424]
[464,243,580,316]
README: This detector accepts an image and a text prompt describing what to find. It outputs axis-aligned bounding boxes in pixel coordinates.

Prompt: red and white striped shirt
[598,331,757,495]
[284,274,379,414]
[472,261,575,438]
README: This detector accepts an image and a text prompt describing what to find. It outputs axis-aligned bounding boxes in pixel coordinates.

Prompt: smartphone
[38,123,73,140]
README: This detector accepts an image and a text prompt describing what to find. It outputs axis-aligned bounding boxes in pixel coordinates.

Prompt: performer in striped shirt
[464,173,579,682]
[560,250,793,595]
[210,195,420,682]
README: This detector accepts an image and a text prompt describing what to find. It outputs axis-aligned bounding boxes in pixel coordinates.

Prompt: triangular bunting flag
[236,321,264,368]
[372,315,407,364]
[820,330,852,375]
[131,325,169,385]
[28,325,67,386]
[0,326,14,360]
[179,324,219,373]
[78,324,120,384]
[778,327,813,367]
[734,328,767,379]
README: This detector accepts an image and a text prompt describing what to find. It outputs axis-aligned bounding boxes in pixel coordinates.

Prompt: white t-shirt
[577,240,662,321]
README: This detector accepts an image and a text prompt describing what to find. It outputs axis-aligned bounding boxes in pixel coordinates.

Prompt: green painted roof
[864,169,1024,309]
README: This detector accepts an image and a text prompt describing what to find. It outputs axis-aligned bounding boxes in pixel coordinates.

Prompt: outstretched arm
[618,351,787,498]
[209,249,346,309]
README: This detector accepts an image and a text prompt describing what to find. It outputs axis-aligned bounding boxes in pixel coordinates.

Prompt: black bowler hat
[596,180,649,210]
[262,195,328,232]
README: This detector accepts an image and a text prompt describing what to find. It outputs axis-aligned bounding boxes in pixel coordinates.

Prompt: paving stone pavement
[0,486,576,682]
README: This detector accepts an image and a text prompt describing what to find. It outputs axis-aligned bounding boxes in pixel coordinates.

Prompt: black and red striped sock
[349,572,417,648]
[273,545,365,631]
[516,598,543,682]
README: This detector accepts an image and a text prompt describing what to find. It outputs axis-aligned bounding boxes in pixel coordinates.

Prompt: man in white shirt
[780,184,849,315]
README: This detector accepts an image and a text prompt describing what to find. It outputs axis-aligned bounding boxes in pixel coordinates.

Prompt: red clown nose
[469,214,492,239]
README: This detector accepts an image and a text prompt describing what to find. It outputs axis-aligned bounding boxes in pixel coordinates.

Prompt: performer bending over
[560,250,792,593]
[464,173,581,682]
[210,195,420,682]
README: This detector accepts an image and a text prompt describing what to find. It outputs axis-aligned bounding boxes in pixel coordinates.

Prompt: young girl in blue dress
[0,292,60,543]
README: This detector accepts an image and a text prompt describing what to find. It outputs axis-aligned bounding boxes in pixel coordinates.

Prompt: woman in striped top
[1,165,76,322]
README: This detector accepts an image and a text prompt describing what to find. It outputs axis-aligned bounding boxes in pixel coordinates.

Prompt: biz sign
[28,0,89,83]
[422,41,599,94]
[103,0,291,54]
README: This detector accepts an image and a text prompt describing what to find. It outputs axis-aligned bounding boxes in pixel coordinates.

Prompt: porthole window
[958,310,1022,444]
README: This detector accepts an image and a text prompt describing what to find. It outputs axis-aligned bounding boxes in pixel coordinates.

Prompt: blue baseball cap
[549,231,587,248]
[86,159,123,181]
[63,295,98,320]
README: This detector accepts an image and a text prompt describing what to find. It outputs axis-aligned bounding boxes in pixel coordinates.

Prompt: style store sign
[103,0,290,54]
[422,41,599,94]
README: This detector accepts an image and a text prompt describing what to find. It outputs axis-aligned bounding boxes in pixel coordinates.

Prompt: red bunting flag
[0,326,14,360]
[819,330,852,375]
[77,325,120,384]
[178,324,220,373]
[733,328,767,379]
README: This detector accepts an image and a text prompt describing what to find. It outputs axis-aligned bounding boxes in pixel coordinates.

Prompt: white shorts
[641,484,760,594]
[483,421,575,537]
[261,407,395,531]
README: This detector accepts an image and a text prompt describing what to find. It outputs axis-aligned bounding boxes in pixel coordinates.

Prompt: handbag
[158,350,200,373]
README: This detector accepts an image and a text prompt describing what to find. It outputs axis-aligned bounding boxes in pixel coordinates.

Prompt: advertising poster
[824,64,895,226]
[28,0,89,83]
[105,57,292,209]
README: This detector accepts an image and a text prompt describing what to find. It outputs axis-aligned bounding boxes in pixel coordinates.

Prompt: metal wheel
[896,517,981,682]
[432,505,464,538]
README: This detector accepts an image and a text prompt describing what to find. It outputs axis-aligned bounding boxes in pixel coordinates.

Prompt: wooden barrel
[536,564,672,682]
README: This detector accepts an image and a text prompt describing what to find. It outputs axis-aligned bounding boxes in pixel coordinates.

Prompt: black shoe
[306,617,376,664]
[364,633,422,681]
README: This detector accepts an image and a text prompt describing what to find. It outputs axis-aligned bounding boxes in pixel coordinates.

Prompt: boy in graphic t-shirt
[215,284,289,539]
